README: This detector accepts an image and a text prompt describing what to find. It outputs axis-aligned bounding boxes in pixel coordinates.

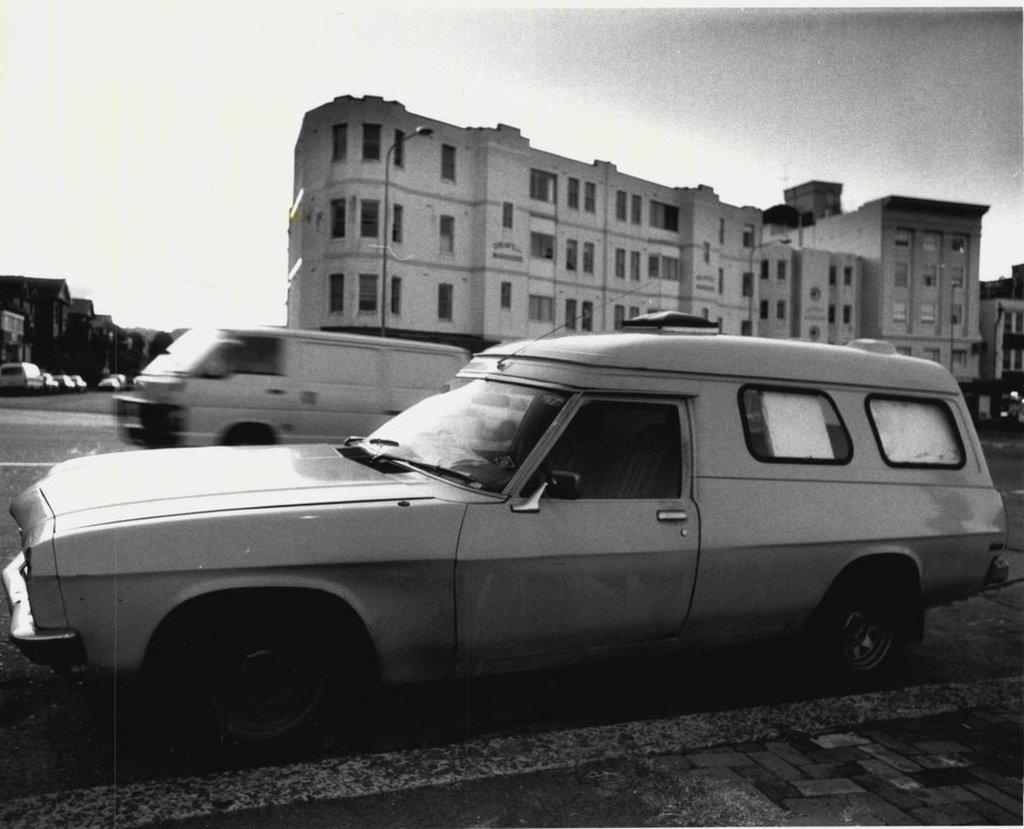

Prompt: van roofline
[476,334,961,395]
[192,327,469,355]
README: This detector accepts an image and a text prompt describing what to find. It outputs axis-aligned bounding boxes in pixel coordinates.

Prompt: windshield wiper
[376,455,482,487]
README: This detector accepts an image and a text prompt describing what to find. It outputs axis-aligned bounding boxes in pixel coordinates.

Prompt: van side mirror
[546,469,580,500]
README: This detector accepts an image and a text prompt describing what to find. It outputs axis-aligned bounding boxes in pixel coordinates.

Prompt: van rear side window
[740,386,852,464]
[866,396,965,468]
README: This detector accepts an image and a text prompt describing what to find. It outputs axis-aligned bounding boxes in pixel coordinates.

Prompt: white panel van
[0,362,44,394]
[115,328,468,447]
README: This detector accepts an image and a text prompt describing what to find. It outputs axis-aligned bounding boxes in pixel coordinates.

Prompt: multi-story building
[772,181,988,380]
[287,95,764,348]
[979,265,1024,394]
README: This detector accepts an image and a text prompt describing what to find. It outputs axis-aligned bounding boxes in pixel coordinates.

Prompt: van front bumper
[2,554,84,668]
[115,396,182,448]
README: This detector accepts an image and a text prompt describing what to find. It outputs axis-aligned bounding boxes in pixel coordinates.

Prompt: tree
[148,331,174,362]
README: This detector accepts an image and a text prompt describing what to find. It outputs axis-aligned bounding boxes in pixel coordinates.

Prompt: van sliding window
[739,386,852,465]
[865,395,965,469]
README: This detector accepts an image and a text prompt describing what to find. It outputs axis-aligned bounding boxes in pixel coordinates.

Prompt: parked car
[4,314,1009,746]
[39,372,60,394]
[96,375,122,391]
[116,327,468,447]
[71,375,88,392]
[55,374,77,393]
[0,362,44,394]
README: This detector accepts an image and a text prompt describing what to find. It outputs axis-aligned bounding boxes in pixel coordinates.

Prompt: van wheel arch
[220,422,277,445]
[143,587,378,745]
[809,553,923,677]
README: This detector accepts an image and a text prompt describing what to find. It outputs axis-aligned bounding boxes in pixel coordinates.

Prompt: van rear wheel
[817,586,902,679]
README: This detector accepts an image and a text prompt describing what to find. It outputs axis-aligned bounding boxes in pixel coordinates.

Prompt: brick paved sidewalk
[171,695,1023,827]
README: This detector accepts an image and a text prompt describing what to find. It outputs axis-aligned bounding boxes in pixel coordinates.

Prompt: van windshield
[362,379,570,493]
[142,329,223,376]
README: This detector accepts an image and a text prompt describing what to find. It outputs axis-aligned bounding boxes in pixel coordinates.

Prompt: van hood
[27,444,456,532]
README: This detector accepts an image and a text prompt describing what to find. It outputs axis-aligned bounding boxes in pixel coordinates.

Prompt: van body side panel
[685,478,1004,642]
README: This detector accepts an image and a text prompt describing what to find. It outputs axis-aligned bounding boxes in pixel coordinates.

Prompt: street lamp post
[380,126,434,337]
[747,237,790,336]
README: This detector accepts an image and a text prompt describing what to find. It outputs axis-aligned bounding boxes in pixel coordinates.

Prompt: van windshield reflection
[142,328,223,376]
[360,380,569,492]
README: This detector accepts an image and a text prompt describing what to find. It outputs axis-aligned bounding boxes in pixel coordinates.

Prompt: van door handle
[267,388,286,395]
[656,510,688,522]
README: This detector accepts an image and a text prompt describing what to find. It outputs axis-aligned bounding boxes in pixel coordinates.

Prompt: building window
[332,123,347,162]
[583,242,595,274]
[629,306,640,320]
[565,299,577,330]
[362,123,381,160]
[922,265,937,287]
[741,320,752,336]
[896,347,912,356]
[923,347,941,363]
[437,283,453,320]
[950,266,964,288]
[393,129,405,168]
[358,274,377,312]
[777,300,786,320]
[718,217,725,245]
[777,260,787,281]
[614,190,626,221]
[953,349,966,367]
[662,257,679,281]
[530,169,557,203]
[894,262,909,287]
[329,273,344,312]
[650,201,679,232]
[390,276,401,315]
[614,305,625,330]
[742,224,754,248]
[567,178,579,209]
[530,232,554,259]
[566,239,578,271]
[843,266,852,286]
[631,194,642,225]
[629,250,640,281]
[742,272,753,297]
[949,303,962,326]
[502,202,513,229]
[829,265,837,285]
[500,281,512,309]
[584,182,596,213]
[920,302,936,323]
[330,199,346,238]
[441,144,456,181]
[922,232,941,251]
[360,200,379,238]
[951,235,967,253]
[894,228,912,248]
[649,254,660,279]
[892,301,907,322]
[760,300,769,320]
[614,248,626,279]
[828,304,836,323]
[842,305,851,325]
[760,260,769,280]
[439,215,454,253]
[391,204,403,243]
[703,242,710,264]
[528,294,554,322]
[718,267,724,294]
[810,286,821,301]
[581,301,593,331]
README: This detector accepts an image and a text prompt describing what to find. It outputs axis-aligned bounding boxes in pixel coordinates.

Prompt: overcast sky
[1,3,1021,332]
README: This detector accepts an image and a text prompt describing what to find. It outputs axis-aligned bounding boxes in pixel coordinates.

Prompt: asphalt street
[0,395,1021,827]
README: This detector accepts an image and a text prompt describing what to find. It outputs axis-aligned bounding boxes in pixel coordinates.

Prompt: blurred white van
[115,328,468,447]
[0,362,44,393]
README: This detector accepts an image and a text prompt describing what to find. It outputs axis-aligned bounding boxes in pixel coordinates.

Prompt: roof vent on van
[621,311,720,335]
[846,339,898,356]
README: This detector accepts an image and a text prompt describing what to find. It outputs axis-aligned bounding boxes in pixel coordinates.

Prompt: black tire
[816,584,904,679]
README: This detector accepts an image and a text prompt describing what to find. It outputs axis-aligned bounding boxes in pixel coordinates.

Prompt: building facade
[286,96,767,348]
[772,183,988,380]
[979,266,1024,391]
